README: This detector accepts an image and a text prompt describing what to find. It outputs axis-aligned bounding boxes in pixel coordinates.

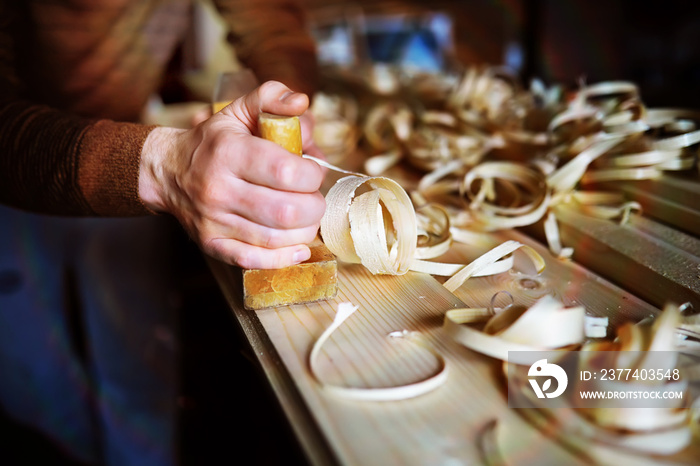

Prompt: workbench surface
[207,166,700,465]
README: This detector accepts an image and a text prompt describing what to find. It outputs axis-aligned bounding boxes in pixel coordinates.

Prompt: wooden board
[208,222,696,465]
[547,205,700,311]
[595,174,700,237]
[205,154,700,466]
[203,123,699,466]
[151,86,700,465]
[209,258,588,465]
[436,228,659,331]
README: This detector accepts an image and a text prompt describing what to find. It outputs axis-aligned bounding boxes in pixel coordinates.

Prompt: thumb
[222,80,309,134]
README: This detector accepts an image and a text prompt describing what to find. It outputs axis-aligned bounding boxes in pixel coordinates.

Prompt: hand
[139,81,326,269]
[190,95,324,162]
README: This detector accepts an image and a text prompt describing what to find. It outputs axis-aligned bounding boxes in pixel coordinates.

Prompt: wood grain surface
[207,154,700,465]
[208,220,688,465]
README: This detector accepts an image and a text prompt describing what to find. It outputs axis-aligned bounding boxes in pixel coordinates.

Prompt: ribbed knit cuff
[78,120,157,216]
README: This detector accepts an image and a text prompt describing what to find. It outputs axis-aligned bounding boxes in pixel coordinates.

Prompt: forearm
[0,98,154,216]
[78,119,156,216]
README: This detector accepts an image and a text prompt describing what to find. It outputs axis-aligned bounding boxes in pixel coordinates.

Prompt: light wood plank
[434,228,660,331]
[541,206,700,311]
[595,175,700,236]
[208,232,687,465]
[207,153,697,465]
[252,262,588,466]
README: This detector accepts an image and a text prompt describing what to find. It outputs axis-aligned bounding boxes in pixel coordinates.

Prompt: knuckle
[274,159,295,187]
[300,227,318,245]
[200,235,222,259]
[209,131,233,155]
[310,193,326,220]
[234,248,256,270]
[274,203,298,227]
[258,80,285,97]
[304,163,325,191]
[196,181,226,210]
[261,228,283,249]
[268,250,291,269]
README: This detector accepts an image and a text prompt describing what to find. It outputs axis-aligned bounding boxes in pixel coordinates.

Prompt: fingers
[162,81,331,270]
[299,112,315,146]
[218,179,326,230]
[215,80,324,161]
[181,180,324,268]
[204,238,312,270]
[203,215,320,250]
[221,133,324,192]
[222,81,309,133]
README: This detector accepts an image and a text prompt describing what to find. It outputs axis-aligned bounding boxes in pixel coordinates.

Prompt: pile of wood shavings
[312,65,700,259]
[491,303,700,463]
[309,64,700,463]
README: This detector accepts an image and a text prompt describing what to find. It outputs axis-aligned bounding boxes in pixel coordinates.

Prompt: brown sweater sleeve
[212,0,319,96]
[0,1,153,217]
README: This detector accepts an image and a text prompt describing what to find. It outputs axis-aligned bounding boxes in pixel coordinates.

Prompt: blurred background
[181,0,700,108]
[2,1,698,465]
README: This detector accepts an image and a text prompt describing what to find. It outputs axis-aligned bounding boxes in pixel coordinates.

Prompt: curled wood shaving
[584,315,608,338]
[440,241,544,292]
[462,162,550,231]
[677,303,700,349]
[578,305,688,434]
[363,101,413,153]
[443,295,585,364]
[315,157,545,289]
[325,65,699,260]
[320,174,417,275]
[563,191,642,224]
[488,406,692,464]
[544,212,574,260]
[414,203,452,259]
[313,61,700,457]
[309,302,448,401]
[502,304,696,459]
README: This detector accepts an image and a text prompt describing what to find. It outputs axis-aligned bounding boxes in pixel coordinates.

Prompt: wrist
[139,126,185,212]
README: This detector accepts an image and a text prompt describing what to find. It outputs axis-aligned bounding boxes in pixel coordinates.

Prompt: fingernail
[280,91,297,103]
[293,248,310,264]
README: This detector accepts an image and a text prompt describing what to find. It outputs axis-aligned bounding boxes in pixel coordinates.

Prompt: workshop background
[1,0,698,465]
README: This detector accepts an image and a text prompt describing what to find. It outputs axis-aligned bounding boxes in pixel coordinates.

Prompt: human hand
[191,101,323,161]
[139,81,326,269]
